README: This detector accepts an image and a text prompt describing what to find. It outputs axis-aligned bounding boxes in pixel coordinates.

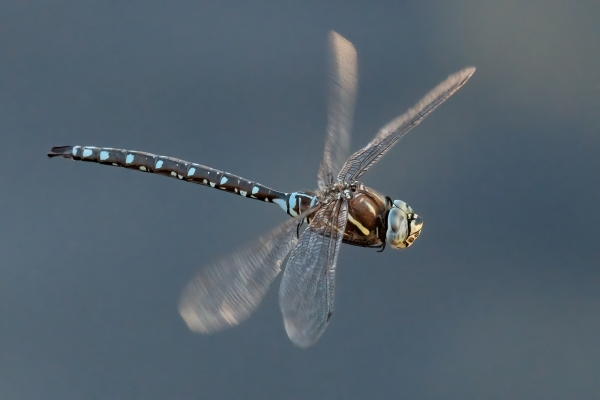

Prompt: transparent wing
[338,67,476,182]
[178,216,302,334]
[317,31,358,189]
[279,199,348,347]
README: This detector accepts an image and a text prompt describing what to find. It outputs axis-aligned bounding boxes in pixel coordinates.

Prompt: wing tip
[284,319,322,349]
[178,301,213,334]
[328,30,356,54]
[458,66,476,85]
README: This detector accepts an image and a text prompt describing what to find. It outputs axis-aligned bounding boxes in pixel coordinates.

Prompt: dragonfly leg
[296,220,305,239]
[376,213,387,252]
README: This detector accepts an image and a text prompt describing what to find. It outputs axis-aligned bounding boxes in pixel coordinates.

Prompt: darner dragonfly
[49,32,475,347]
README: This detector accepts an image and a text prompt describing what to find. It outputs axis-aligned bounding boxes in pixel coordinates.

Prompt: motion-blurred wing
[338,67,475,182]
[317,31,358,189]
[179,216,301,334]
[279,199,348,347]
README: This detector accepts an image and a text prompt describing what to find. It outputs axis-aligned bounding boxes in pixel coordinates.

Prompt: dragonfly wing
[179,216,301,334]
[338,67,475,182]
[279,199,348,347]
[317,31,358,189]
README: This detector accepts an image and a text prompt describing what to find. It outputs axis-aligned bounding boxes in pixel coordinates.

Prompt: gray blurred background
[1,1,599,399]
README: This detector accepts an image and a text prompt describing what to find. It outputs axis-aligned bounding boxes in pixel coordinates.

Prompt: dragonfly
[49,31,475,348]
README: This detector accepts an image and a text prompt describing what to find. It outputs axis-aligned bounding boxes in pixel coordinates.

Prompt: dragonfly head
[386,200,423,249]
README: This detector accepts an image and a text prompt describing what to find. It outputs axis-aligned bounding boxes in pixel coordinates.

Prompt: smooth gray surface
[1,1,599,399]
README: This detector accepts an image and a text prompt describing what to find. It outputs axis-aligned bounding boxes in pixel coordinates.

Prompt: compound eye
[393,200,414,214]
[388,208,404,232]
[386,208,410,249]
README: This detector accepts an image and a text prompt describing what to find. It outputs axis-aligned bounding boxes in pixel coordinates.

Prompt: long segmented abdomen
[48,145,290,205]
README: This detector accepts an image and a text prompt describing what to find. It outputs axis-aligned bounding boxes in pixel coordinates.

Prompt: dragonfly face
[386,200,423,249]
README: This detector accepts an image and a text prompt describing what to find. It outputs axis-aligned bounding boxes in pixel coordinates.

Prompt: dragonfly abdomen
[283,192,318,217]
[48,145,289,204]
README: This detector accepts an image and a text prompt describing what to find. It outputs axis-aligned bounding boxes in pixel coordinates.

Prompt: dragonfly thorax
[316,180,356,203]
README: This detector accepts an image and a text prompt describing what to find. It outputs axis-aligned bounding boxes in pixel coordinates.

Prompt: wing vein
[338,67,475,182]
[279,199,348,347]
[318,31,358,188]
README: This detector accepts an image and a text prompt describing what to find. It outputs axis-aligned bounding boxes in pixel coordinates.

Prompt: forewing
[279,199,348,347]
[338,67,475,182]
[178,216,301,334]
[317,31,358,189]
